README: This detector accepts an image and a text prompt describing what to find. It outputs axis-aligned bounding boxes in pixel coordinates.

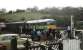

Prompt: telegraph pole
[71,15,75,38]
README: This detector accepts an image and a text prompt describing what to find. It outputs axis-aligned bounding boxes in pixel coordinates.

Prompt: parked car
[0,34,27,50]
[20,34,31,40]
[0,44,7,50]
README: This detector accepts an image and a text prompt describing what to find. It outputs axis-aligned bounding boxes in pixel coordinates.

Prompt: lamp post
[23,17,27,34]
[19,26,23,34]
[19,17,26,36]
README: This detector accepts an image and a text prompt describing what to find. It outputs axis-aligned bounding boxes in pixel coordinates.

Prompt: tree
[8,10,13,14]
[0,8,6,13]
[15,9,25,13]
[76,7,83,21]
[32,6,38,12]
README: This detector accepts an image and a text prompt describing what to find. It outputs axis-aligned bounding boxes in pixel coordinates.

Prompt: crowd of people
[31,29,64,41]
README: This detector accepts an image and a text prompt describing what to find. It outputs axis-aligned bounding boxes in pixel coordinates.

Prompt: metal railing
[22,40,63,50]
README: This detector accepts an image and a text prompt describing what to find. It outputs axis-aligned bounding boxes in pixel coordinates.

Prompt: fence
[25,43,59,50]
[63,39,81,50]
[26,39,81,50]
[21,40,63,50]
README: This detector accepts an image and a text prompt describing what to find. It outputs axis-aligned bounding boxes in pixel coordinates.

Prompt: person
[11,36,17,50]
[60,30,65,39]
[40,45,46,50]
[31,29,37,41]
[55,30,61,40]
[24,38,31,50]
[48,29,54,40]
[77,31,83,50]
[58,42,63,50]
[48,45,53,50]
[42,30,47,41]
[37,30,41,41]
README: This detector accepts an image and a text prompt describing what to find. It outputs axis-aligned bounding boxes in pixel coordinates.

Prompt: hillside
[1,12,50,22]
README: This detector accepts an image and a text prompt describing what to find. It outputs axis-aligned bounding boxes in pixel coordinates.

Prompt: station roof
[5,19,56,24]
[26,19,56,23]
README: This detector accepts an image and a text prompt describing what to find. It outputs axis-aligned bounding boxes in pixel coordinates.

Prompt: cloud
[0,0,82,11]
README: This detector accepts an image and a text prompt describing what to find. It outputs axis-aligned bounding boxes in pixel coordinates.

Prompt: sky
[0,0,83,11]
